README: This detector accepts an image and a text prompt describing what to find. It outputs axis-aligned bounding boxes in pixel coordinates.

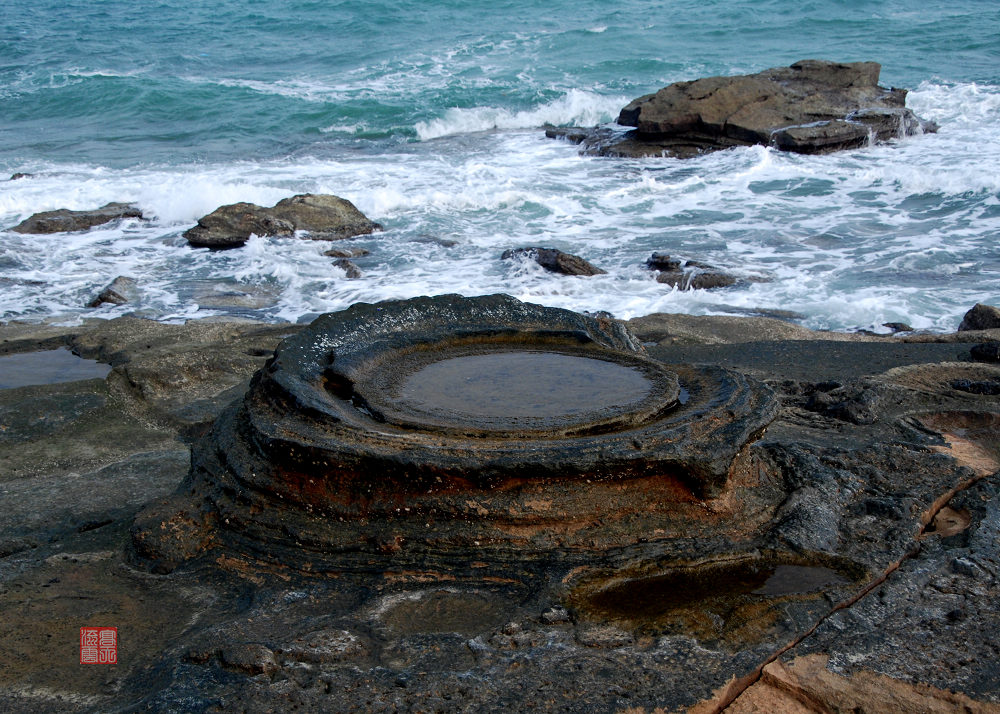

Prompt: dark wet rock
[646,254,745,290]
[543,125,592,144]
[883,322,914,333]
[502,246,607,276]
[657,267,740,290]
[9,172,32,181]
[971,343,1000,363]
[184,194,380,248]
[279,629,367,663]
[540,606,572,625]
[959,303,1000,332]
[323,246,370,259]
[87,275,139,308]
[950,379,1000,396]
[9,202,143,234]
[609,60,936,158]
[334,258,362,279]
[645,252,682,272]
[4,311,1000,714]
[219,643,279,675]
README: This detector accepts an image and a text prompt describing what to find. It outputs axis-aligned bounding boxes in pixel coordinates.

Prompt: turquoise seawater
[1,0,999,329]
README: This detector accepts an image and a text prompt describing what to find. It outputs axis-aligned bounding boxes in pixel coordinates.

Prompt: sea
[1,0,998,332]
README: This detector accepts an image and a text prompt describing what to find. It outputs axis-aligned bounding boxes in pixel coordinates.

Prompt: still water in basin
[396,351,653,419]
[0,348,111,389]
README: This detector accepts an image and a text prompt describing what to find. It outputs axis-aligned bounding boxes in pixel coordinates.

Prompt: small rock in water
[87,276,139,308]
[323,247,370,259]
[647,255,741,290]
[501,247,606,276]
[9,172,32,181]
[334,258,362,279]
[883,322,914,333]
[11,202,143,234]
[645,252,682,272]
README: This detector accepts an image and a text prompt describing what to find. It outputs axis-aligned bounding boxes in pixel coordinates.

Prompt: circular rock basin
[355,346,680,436]
[131,294,780,575]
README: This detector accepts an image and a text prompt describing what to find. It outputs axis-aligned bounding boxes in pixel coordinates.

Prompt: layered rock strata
[131,294,778,575]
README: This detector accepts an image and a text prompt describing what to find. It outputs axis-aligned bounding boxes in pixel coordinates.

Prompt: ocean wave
[414,89,627,140]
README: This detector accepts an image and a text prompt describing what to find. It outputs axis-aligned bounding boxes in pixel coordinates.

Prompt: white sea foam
[414,90,627,140]
[2,83,998,331]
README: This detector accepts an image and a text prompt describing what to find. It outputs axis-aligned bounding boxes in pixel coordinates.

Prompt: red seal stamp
[80,627,117,664]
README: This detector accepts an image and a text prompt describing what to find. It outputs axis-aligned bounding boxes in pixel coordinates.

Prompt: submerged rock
[184,193,381,248]
[323,246,370,258]
[333,257,362,278]
[502,246,607,276]
[645,253,744,290]
[9,202,143,234]
[554,60,936,158]
[87,275,140,308]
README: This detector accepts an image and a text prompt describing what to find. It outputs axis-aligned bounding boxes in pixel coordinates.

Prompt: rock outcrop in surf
[550,60,937,158]
[184,193,382,248]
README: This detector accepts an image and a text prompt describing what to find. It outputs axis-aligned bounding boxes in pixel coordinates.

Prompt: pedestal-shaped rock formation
[131,294,778,576]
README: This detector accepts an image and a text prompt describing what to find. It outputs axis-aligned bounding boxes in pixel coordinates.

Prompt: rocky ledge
[549,60,937,158]
[1,304,999,713]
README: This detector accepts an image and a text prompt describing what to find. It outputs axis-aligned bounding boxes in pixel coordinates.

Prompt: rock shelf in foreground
[1,308,999,713]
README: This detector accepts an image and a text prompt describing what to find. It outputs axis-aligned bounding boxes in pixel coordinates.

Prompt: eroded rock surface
[960,303,1000,332]
[1,306,998,714]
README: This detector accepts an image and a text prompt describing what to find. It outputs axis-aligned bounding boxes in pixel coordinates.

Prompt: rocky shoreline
[0,58,995,713]
[1,304,998,713]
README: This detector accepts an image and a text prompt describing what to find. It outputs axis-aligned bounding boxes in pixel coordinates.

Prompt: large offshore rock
[8,202,143,234]
[184,193,381,248]
[564,60,937,158]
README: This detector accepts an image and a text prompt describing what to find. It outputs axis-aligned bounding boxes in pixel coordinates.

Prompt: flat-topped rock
[9,202,142,234]
[555,60,937,158]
